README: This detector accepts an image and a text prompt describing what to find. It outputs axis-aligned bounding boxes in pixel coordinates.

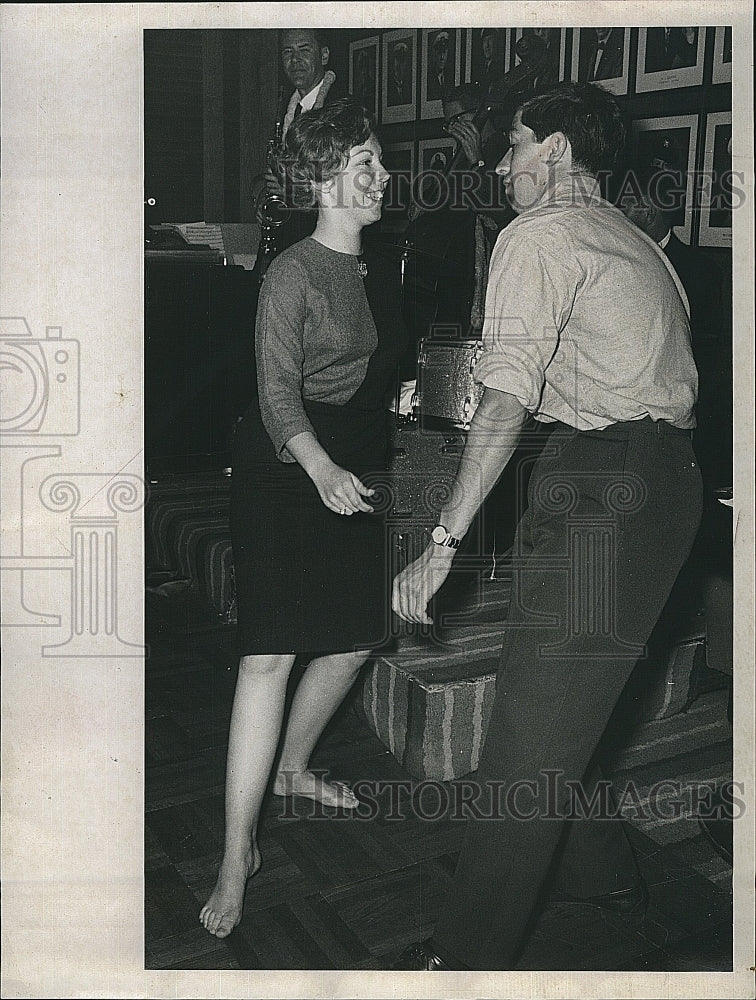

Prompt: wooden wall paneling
[240,30,280,223]
[203,31,225,221]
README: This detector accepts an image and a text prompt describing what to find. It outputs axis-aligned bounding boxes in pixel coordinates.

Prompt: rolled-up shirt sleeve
[256,258,317,461]
[474,225,578,412]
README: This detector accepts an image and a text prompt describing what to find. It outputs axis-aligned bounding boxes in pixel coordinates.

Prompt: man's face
[497,110,553,213]
[281,29,328,95]
[392,48,406,80]
[433,39,449,71]
[596,28,611,43]
[482,32,495,60]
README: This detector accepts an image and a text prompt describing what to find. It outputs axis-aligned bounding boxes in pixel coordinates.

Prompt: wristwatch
[431,524,461,549]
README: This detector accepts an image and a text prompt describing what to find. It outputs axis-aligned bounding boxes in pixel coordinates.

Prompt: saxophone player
[256,29,343,253]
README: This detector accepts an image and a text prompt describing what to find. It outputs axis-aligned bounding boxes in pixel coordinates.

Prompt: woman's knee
[237,653,296,678]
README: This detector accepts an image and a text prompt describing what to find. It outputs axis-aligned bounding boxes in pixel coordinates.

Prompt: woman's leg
[200,652,296,937]
[273,649,370,807]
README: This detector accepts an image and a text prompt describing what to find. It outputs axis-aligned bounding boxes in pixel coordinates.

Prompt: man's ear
[320,45,330,67]
[543,131,569,164]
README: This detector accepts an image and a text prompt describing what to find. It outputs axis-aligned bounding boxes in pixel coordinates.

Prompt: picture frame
[632,115,699,245]
[381,140,415,221]
[420,28,461,120]
[418,137,457,175]
[349,35,379,118]
[699,111,733,247]
[465,27,507,87]
[415,137,456,211]
[635,27,706,93]
[381,28,417,124]
[512,28,569,90]
[570,27,630,96]
[712,25,733,84]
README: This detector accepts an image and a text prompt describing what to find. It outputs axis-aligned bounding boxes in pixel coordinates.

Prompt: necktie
[293,103,302,120]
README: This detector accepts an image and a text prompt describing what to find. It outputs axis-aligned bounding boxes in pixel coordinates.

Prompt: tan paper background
[1,2,753,997]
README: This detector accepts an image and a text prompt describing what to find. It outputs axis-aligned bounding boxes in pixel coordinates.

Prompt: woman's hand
[309,458,376,515]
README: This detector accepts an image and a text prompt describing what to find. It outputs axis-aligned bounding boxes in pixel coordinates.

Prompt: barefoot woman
[200,99,401,938]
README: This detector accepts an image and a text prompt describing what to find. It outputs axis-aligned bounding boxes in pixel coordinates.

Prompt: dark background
[144,26,733,477]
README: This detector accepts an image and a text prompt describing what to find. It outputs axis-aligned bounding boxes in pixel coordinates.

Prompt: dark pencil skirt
[230,396,391,656]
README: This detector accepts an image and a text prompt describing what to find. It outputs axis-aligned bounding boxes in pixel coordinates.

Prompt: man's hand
[392,544,455,625]
[445,117,484,166]
[256,170,286,225]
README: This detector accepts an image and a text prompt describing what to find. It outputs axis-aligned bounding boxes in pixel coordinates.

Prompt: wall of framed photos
[326,25,733,253]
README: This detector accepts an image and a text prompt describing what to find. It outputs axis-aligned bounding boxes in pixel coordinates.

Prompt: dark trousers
[432,418,703,969]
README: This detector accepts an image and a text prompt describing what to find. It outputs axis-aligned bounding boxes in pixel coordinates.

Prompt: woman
[200,99,403,938]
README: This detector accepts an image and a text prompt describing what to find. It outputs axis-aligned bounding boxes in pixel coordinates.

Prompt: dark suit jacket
[581,29,624,82]
[387,73,409,106]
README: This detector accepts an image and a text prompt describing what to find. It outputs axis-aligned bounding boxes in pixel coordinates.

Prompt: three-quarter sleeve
[255,257,317,461]
[474,224,579,412]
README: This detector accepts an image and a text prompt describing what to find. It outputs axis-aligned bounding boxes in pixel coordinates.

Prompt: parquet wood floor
[145,589,733,972]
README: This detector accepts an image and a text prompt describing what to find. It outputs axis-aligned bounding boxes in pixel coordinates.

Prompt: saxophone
[254,97,290,279]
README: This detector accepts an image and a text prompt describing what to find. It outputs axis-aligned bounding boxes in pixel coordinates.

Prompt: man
[478,27,498,84]
[620,170,734,876]
[387,40,410,105]
[441,84,512,229]
[427,30,450,101]
[619,169,729,489]
[257,28,342,247]
[392,81,702,971]
[579,26,625,83]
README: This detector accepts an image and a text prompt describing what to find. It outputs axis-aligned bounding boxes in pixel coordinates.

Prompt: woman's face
[322,134,389,225]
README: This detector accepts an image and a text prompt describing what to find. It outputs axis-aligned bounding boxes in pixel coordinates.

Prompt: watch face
[432,525,447,543]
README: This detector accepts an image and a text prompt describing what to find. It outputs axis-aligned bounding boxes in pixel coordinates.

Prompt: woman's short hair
[517,81,627,176]
[281,98,376,207]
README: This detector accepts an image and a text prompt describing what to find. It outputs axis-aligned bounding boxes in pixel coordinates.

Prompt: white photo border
[631,114,699,246]
[712,25,733,85]
[381,28,417,124]
[420,28,462,120]
[349,35,380,119]
[699,110,733,247]
[636,26,707,94]
[569,27,630,96]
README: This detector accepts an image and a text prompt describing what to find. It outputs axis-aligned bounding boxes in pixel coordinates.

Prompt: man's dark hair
[443,83,483,115]
[280,27,329,51]
[518,81,627,176]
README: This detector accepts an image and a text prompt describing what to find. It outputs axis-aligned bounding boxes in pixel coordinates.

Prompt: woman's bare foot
[272,769,360,809]
[199,841,261,938]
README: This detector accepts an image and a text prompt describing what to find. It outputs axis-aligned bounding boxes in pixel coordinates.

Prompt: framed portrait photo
[418,137,456,174]
[381,141,415,221]
[513,28,568,90]
[420,28,461,120]
[382,28,417,124]
[699,111,733,248]
[349,36,379,118]
[636,27,706,93]
[570,27,630,96]
[465,27,506,87]
[632,115,699,245]
[712,26,732,84]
